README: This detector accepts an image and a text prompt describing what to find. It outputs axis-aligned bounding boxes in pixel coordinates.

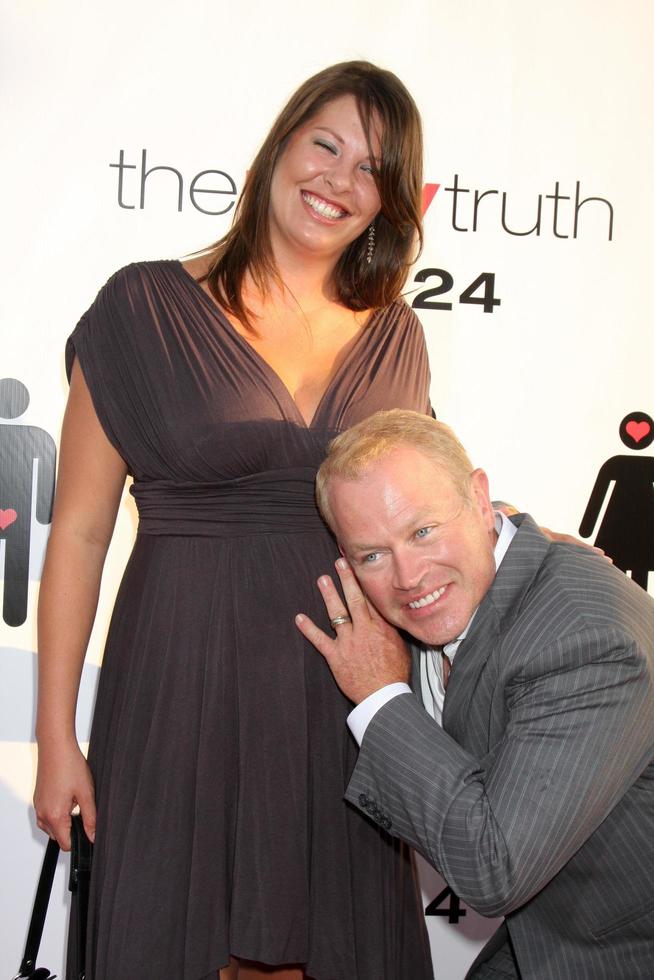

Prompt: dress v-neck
[175,259,376,429]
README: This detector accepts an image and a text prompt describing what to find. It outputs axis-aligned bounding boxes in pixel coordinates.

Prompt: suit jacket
[345,515,654,979]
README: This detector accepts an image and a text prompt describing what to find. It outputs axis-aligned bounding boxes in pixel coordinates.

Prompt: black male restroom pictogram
[0,378,56,626]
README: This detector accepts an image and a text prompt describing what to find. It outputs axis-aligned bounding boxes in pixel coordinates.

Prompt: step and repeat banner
[2,2,653,976]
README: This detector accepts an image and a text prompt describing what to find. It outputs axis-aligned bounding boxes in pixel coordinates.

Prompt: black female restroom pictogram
[579,411,654,591]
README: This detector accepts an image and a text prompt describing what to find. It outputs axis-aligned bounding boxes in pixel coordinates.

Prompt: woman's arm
[34,359,128,850]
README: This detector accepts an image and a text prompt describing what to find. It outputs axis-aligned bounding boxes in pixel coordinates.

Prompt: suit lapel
[442,515,552,742]
[442,600,501,741]
[410,645,422,692]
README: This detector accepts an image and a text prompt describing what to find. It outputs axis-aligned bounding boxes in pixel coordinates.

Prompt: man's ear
[338,544,346,557]
[470,469,495,529]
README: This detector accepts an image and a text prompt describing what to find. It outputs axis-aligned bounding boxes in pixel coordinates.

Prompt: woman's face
[268,93,382,269]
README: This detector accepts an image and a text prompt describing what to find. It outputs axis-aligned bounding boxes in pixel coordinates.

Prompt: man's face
[328,446,497,646]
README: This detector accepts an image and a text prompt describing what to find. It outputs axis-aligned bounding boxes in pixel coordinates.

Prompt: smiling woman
[34,62,434,980]
[199,60,424,326]
[267,95,382,268]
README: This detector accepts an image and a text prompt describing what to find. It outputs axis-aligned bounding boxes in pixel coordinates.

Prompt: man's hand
[295,557,411,704]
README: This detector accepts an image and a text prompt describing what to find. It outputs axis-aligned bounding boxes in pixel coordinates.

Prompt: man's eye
[363,552,382,563]
[415,527,432,539]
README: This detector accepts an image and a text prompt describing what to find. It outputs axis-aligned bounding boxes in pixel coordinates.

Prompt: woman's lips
[301,190,348,220]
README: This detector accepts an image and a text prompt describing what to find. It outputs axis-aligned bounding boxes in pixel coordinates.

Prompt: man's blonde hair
[316,409,475,529]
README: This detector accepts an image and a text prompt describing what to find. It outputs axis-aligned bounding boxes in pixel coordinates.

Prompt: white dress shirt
[348,511,517,745]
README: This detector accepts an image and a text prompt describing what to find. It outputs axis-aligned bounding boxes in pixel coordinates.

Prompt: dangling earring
[366,223,376,264]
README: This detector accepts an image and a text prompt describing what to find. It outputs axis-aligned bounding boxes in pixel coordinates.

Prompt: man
[295,410,654,979]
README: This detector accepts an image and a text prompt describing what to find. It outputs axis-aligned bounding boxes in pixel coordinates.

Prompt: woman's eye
[360,163,374,175]
[314,139,337,154]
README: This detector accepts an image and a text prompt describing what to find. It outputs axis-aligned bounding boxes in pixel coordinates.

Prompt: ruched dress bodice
[131,468,325,537]
[65,260,434,980]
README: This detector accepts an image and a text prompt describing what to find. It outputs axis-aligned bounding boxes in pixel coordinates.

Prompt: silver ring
[330,614,352,628]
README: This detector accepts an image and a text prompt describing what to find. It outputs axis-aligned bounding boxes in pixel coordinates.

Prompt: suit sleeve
[345,626,654,917]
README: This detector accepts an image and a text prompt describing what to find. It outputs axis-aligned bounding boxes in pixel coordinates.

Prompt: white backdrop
[2,1,653,976]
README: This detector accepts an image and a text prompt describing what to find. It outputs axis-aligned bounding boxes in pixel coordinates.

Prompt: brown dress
[66,260,434,980]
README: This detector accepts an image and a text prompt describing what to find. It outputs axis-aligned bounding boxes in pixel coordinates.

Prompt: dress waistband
[131,468,326,537]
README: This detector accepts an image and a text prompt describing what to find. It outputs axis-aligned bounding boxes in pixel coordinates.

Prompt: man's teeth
[408,587,447,610]
[302,192,346,219]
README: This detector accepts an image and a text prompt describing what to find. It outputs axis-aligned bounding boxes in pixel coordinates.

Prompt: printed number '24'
[425,885,467,924]
[412,269,501,314]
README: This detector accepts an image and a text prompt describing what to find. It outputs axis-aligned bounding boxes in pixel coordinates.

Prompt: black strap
[68,815,92,979]
[17,818,93,980]
[18,837,60,976]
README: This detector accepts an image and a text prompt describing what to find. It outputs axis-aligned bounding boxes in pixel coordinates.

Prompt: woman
[34,62,434,979]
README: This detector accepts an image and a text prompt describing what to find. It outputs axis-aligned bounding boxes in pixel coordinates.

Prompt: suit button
[359,793,370,807]
[382,817,392,830]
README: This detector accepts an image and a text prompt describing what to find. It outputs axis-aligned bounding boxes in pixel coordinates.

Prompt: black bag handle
[15,836,59,979]
[15,816,92,980]
[67,816,92,980]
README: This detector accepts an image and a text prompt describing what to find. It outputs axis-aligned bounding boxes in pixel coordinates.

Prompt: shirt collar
[442,511,517,660]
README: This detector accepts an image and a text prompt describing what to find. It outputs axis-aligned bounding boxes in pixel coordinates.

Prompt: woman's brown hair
[200,61,424,331]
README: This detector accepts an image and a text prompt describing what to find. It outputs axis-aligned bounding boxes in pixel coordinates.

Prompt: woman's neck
[247,254,341,318]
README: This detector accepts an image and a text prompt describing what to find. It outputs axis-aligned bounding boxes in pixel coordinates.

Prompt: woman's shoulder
[96,258,183,296]
[76,259,199,327]
[178,253,213,281]
[375,294,425,337]
[71,260,179,343]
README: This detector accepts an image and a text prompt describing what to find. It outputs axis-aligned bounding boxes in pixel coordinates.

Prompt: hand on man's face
[295,557,411,704]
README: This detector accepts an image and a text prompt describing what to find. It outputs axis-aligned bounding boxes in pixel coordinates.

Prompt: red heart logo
[0,508,17,530]
[626,420,651,443]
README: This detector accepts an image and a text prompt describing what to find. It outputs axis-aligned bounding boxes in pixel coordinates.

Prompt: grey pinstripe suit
[345,515,654,978]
